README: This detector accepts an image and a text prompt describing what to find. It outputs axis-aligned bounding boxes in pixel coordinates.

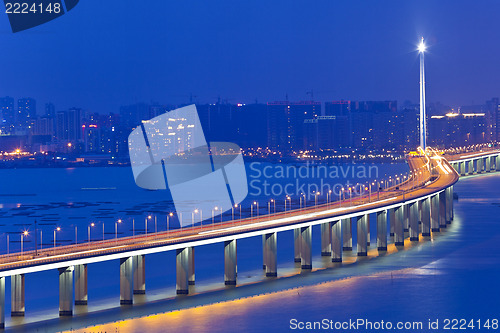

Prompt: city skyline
[1,1,500,113]
[0,95,495,162]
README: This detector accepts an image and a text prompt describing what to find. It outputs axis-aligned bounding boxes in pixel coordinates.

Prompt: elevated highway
[0,147,497,329]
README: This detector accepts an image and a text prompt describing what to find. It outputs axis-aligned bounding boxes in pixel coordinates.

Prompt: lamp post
[21,231,28,255]
[340,188,344,207]
[193,209,201,229]
[146,215,152,237]
[315,191,320,207]
[212,207,218,225]
[232,204,240,222]
[167,213,173,232]
[34,219,38,256]
[88,222,94,244]
[54,227,60,249]
[418,37,427,150]
[115,219,122,239]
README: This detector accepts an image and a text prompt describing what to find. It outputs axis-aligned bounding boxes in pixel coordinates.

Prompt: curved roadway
[0,149,463,276]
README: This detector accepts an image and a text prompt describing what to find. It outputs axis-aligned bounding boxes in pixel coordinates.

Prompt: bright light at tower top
[418,37,426,53]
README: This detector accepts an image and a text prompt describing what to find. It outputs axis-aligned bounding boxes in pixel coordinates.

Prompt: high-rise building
[0,96,15,135]
[390,104,420,151]
[325,100,352,148]
[55,108,82,143]
[119,103,150,130]
[197,103,238,143]
[17,98,36,132]
[33,116,54,136]
[485,98,499,141]
[325,100,351,117]
[67,108,82,142]
[325,100,398,150]
[267,101,320,152]
[45,102,56,118]
[429,112,486,147]
[233,103,268,149]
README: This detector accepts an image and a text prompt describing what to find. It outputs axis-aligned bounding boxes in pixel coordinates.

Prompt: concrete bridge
[447,150,500,175]
[0,148,497,329]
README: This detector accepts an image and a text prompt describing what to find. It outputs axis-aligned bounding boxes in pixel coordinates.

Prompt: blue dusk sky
[0,0,499,113]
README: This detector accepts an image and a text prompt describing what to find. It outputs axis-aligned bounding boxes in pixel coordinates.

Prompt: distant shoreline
[0,155,406,170]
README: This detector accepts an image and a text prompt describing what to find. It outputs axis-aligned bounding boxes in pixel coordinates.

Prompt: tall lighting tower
[418,37,427,150]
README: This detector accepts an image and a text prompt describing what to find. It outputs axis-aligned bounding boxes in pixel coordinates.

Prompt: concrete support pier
[450,186,454,220]
[409,202,419,241]
[366,214,371,246]
[439,191,447,229]
[431,194,440,232]
[11,274,25,316]
[188,247,195,285]
[468,160,474,175]
[342,218,352,251]
[133,255,146,294]
[357,215,368,256]
[0,277,5,329]
[293,228,301,262]
[176,248,189,293]
[331,221,342,262]
[120,257,134,304]
[445,188,452,224]
[224,240,237,285]
[321,222,332,256]
[58,266,73,316]
[418,200,423,224]
[403,204,409,232]
[376,210,387,251]
[300,226,312,269]
[263,233,277,277]
[421,198,431,236]
[486,157,491,172]
[389,208,395,236]
[74,264,88,305]
[497,155,500,171]
[394,206,404,246]
[262,235,266,269]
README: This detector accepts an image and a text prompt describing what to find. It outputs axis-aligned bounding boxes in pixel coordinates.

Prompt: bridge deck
[0,151,462,276]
